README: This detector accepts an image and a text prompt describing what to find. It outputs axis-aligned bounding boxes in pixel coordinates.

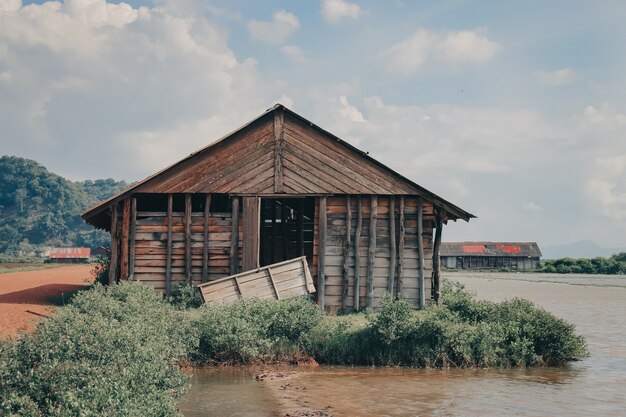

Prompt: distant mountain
[541,240,626,259]
[0,155,128,255]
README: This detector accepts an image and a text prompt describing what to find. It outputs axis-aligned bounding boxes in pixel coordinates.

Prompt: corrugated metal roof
[49,247,91,259]
[440,242,542,257]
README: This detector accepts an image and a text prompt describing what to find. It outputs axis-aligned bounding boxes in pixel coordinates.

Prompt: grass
[0,263,65,274]
[0,280,589,416]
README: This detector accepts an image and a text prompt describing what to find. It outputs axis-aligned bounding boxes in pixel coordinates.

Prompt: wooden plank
[273,108,284,193]
[398,196,405,298]
[202,194,211,283]
[109,203,119,285]
[230,196,240,275]
[353,197,362,310]
[318,196,327,310]
[129,196,137,279]
[166,194,173,297]
[366,196,377,311]
[433,209,444,305]
[388,196,396,295]
[119,198,130,280]
[267,267,281,300]
[417,196,425,309]
[341,196,351,309]
[184,193,192,284]
[242,197,260,271]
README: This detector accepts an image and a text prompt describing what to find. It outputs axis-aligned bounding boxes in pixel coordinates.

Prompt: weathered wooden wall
[129,199,242,292]
[322,195,434,311]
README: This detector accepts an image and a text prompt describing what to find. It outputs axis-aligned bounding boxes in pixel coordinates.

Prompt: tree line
[0,155,128,255]
[539,252,626,274]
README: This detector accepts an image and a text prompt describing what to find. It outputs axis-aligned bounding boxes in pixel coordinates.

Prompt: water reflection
[181,273,626,417]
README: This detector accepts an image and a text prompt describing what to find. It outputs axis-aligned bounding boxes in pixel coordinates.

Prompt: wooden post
[273,109,284,193]
[297,199,304,257]
[129,196,137,279]
[318,196,327,310]
[433,209,444,305]
[166,194,173,297]
[202,194,211,283]
[109,203,119,285]
[242,197,260,271]
[388,196,396,295]
[281,202,288,260]
[417,197,425,309]
[341,196,351,310]
[185,193,192,284]
[230,196,240,275]
[353,197,362,310]
[119,198,130,280]
[366,196,377,311]
[397,196,405,298]
[271,200,277,264]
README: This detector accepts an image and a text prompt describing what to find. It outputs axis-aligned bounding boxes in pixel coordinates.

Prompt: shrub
[169,283,203,310]
[90,256,109,286]
[0,282,197,417]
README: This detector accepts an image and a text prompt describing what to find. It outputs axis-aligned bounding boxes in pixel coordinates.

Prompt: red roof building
[440,242,541,270]
[48,247,91,263]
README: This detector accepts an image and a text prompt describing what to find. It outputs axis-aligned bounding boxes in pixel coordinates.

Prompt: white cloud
[336,95,365,122]
[534,68,577,86]
[381,28,499,74]
[582,104,626,131]
[0,0,20,12]
[585,181,626,221]
[0,0,270,179]
[523,202,542,211]
[281,45,305,63]
[321,0,363,23]
[247,10,299,45]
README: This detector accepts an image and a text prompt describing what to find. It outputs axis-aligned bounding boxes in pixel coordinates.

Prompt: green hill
[0,155,128,255]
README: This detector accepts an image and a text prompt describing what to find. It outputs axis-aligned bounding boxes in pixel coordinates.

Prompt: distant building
[48,247,91,263]
[440,242,541,270]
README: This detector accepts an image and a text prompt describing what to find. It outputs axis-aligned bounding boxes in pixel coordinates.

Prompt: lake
[180,272,626,416]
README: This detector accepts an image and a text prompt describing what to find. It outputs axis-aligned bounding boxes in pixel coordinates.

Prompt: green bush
[539,252,626,274]
[169,283,202,310]
[0,282,197,417]
[193,296,324,364]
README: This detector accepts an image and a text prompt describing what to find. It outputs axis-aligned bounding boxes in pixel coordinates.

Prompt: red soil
[0,265,93,339]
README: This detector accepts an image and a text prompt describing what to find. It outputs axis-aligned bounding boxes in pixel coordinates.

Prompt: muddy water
[181,273,626,416]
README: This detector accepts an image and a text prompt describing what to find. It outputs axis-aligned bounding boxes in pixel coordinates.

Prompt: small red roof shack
[48,247,91,263]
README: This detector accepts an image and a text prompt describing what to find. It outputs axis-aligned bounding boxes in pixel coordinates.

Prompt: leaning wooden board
[197,256,316,304]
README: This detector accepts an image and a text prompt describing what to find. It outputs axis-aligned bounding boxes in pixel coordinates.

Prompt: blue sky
[2,0,626,248]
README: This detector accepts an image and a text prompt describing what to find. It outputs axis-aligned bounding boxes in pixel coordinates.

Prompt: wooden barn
[48,247,91,263]
[440,242,542,270]
[81,104,474,311]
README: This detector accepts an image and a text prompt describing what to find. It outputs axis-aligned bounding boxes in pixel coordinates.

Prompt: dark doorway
[260,198,315,267]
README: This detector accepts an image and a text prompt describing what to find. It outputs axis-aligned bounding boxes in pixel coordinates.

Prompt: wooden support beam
[297,199,304,257]
[397,196,405,298]
[273,108,284,193]
[281,202,288,260]
[230,196,240,275]
[353,197,362,310]
[388,196,396,295]
[129,196,137,279]
[185,193,192,284]
[165,194,173,297]
[119,198,130,280]
[366,196,377,311]
[202,194,211,283]
[341,196,351,310]
[109,203,119,285]
[318,196,327,310]
[271,200,277,264]
[417,197,425,309]
[433,209,444,305]
[242,197,260,271]
[267,268,280,300]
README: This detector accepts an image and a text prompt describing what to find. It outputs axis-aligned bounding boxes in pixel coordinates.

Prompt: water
[181,272,626,416]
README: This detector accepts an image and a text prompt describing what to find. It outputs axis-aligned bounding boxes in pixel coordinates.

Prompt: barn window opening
[259,197,315,267]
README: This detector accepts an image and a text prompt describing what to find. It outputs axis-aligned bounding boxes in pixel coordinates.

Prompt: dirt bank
[0,265,93,339]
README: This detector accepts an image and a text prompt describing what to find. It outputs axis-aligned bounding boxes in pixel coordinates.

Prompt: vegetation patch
[0,280,588,416]
[539,253,626,274]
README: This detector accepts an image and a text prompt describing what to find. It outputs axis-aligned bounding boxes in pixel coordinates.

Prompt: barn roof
[440,242,542,257]
[82,104,475,229]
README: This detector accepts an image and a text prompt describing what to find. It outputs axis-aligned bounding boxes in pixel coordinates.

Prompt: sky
[1,0,626,248]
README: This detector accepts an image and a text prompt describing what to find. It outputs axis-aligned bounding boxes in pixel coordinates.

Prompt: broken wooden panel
[197,256,315,304]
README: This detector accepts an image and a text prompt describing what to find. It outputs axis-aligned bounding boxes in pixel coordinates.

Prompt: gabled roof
[82,104,475,229]
[440,242,542,257]
[49,247,91,259]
